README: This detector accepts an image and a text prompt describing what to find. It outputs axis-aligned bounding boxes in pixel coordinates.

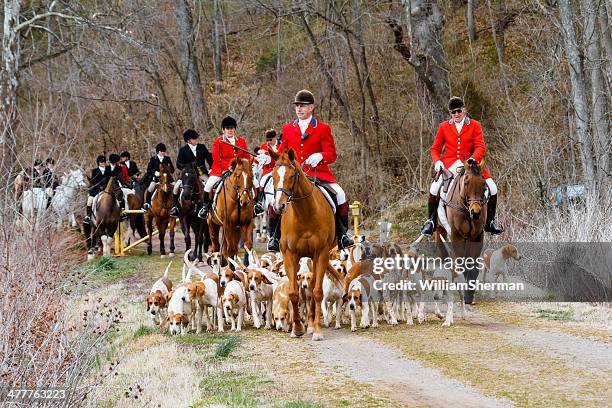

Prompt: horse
[145,163,176,258]
[253,161,275,242]
[268,148,343,341]
[84,176,122,260]
[434,159,488,326]
[208,157,254,261]
[178,163,210,262]
[120,189,148,249]
[50,169,87,228]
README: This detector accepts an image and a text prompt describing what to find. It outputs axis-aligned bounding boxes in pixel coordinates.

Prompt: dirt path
[311,329,513,408]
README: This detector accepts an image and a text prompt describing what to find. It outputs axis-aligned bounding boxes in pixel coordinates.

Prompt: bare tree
[467,0,476,41]
[213,0,223,94]
[175,0,211,131]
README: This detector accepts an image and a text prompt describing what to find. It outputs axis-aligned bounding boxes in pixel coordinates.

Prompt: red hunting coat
[279,117,337,183]
[431,117,491,179]
[258,142,277,175]
[210,135,250,177]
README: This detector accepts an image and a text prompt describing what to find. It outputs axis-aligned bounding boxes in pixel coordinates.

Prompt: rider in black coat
[142,143,175,211]
[84,155,111,225]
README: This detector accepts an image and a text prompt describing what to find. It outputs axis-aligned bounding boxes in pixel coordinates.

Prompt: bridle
[444,168,488,219]
[226,168,253,207]
[274,162,314,202]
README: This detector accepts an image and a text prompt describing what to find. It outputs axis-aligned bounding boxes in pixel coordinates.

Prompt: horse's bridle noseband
[274,162,314,202]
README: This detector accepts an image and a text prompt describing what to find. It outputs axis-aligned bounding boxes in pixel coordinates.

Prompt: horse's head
[271,148,301,214]
[158,163,172,193]
[180,163,198,201]
[104,176,123,200]
[461,159,487,220]
[64,169,86,188]
[229,158,253,208]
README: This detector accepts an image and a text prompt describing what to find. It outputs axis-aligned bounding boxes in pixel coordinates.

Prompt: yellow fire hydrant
[348,201,362,237]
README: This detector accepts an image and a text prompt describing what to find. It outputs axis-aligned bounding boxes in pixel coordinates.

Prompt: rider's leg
[421,176,442,236]
[142,181,156,210]
[484,178,504,234]
[199,176,220,218]
[84,195,94,225]
[266,203,281,252]
[328,183,354,249]
[254,173,270,216]
[170,179,181,217]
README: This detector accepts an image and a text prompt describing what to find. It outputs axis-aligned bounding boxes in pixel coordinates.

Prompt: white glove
[255,153,271,165]
[154,171,160,177]
[304,153,323,167]
[434,161,444,172]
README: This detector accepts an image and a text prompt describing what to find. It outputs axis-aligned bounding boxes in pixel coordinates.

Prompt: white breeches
[204,175,222,193]
[87,196,94,206]
[260,173,273,190]
[147,181,157,193]
[173,179,181,195]
[326,183,346,205]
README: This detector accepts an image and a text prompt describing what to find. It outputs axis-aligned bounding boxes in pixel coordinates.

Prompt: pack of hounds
[146,236,521,335]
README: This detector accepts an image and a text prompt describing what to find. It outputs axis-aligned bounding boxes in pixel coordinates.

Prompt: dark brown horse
[435,159,487,325]
[145,163,176,258]
[85,176,122,260]
[268,148,344,341]
[208,158,254,261]
[178,163,210,262]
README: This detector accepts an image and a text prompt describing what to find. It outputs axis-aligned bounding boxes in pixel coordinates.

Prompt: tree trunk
[212,0,222,94]
[1,0,21,175]
[276,1,282,84]
[487,0,510,100]
[175,0,211,131]
[467,0,476,41]
[558,0,595,183]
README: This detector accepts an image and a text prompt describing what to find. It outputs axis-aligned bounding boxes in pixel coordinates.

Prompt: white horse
[253,162,275,242]
[51,169,87,228]
[21,188,48,228]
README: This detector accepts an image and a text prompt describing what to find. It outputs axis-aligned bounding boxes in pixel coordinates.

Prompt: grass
[196,372,272,407]
[173,333,223,347]
[281,402,323,408]
[535,308,573,321]
[214,335,239,358]
[85,256,140,282]
[133,325,156,338]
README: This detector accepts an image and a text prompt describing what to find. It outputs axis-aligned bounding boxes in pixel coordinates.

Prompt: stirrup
[83,215,92,225]
[421,219,435,236]
[142,203,151,211]
[254,202,265,216]
[170,206,180,217]
[197,205,209,219]
[338,234,354,250]
[267,237,280,252]
[485,221,504,235]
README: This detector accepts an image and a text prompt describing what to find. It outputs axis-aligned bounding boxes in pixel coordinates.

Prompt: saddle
[308,177,337,214]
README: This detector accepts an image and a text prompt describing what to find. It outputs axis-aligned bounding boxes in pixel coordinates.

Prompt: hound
[272,277,292,332]
[184,250,225,332]
[297,257,314,320]
[246,267,277,329]
[347,274,379,332]
[221,280,247,332]
[323,260,345,329]
[146,261,173,326]
[482,244,521,284]
[164,285,194,335]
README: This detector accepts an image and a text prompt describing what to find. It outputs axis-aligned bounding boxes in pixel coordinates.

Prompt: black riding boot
[267,208,281,252]
[170,194,180,217]
[84,205,93,225]
[420,193,440,236]
[119,198,128,220]
[484,194,504,234]
[142,191,152,211]
[336,213,354,249]
[254,188,265,216]
[197,193,211,219]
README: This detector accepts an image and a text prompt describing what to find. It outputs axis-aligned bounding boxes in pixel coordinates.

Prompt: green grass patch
[198,372,271,407]
[281,402,323,408]
[133,325,156,338]
[535,308,573,321]
[86,257,140,282]
[173,333,222,347]
[215,335,239,358]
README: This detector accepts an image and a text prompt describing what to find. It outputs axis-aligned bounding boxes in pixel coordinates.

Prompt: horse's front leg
[311,253,327,341]
[146,214,153,255]
[158,221,166,258]
[182,219,192,258]
[284,253,304,337]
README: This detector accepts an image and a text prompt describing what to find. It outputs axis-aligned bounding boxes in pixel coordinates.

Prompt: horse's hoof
[306,326,314,334]
[290,323,305,337]
[442,321,452,327]
[168,253,175,258]
[160,254,166,259]
[86,254,94,261]
[312,332,324,341]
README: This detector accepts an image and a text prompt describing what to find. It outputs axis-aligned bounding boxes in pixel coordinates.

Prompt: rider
[108,153,129,212]
[42,158,60,208]
[84,155,111,225]
[173,129,214,217]
[200,116,250,219]
[420,96,504,236]
[142,143,175,211]
[120,151,140,186]
[265,89,354,251]
[253,129,278,216]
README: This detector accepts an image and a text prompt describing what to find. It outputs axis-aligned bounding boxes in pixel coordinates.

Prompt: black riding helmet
[155,143,167,153]
[221,116,237,129]
[183,129,199,142]
[109,153,120,164]
[96,155,106,165]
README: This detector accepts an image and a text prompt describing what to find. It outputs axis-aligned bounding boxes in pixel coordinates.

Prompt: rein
[274,162,315,202]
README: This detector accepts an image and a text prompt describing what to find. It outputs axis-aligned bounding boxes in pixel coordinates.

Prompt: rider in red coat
[263,89,354,251]
[200,116,250,218]
[420,96,504,236]
[253,129,278,216]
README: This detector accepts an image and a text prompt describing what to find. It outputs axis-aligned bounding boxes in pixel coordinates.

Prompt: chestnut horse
[145,163,176,258]
[435,160,488,326]
[178,163,210,262]
[269,148,343,341]
[84,176,122,260]
[208,158,254,261]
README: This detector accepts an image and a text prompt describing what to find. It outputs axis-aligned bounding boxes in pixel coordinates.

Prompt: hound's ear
[230,158,238,170]
[204,253,212,267]
[159,296,167,308]
[220,255,228,268]
[287,148,295,162]
[167,290,174,301]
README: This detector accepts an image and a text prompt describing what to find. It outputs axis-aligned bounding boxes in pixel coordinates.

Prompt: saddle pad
[92,193,121,221]
[316,185,336,214]
[121,188,135,210]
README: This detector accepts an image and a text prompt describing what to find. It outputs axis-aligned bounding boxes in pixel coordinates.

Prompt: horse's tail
[135,213,147,238]
[163,260,173,278]
[325,262,344,289]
